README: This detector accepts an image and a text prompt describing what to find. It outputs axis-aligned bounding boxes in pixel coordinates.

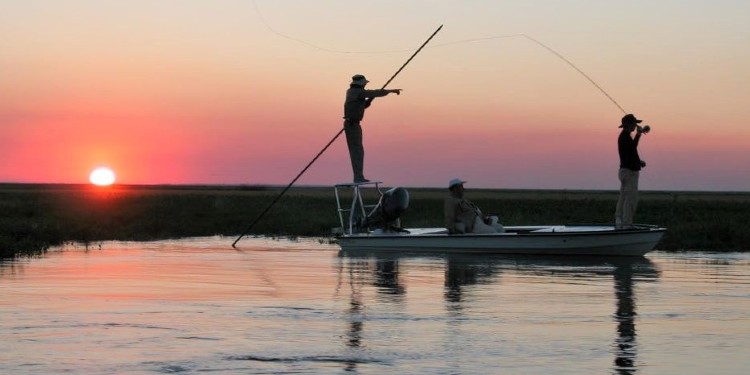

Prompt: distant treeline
[2,183,749,258]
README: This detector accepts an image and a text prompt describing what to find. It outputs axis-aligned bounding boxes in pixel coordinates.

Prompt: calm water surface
[1,237,749,374]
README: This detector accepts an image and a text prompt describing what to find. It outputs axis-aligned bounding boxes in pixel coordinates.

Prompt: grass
[2,183,749,258]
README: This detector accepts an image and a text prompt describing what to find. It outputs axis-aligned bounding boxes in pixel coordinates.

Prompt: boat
[333,181,666,256]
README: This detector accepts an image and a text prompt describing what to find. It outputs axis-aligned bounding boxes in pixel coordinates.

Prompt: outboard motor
[363,187,410,231]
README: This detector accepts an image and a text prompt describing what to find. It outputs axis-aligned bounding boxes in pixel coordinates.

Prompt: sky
[1,0,749,191]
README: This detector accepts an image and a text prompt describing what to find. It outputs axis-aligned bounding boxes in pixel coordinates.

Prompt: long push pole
[232,24,443,248]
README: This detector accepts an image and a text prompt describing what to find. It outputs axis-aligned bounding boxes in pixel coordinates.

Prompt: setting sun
[89,167,116,186]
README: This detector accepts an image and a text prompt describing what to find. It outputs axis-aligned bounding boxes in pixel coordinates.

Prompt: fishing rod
[232,24,443,248]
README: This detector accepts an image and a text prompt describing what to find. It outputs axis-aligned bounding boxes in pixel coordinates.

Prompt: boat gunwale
[339,226,667,239]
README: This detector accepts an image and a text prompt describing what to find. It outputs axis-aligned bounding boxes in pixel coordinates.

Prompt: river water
[1,237,749,374]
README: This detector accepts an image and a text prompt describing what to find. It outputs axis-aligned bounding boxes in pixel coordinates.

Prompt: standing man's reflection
[611,259,654,375]
[614,263,636,366]
[341,255,407,372]
[340,259,367,372]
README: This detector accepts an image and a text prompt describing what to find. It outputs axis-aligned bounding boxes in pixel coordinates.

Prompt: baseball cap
[449,178,466,189]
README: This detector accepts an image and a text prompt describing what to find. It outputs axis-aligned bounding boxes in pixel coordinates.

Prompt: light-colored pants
[615,168,639,228]
[343,120,365,181]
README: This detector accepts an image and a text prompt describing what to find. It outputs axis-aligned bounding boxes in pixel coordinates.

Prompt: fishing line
[251,1,628,113]
[251,0,410,54]
[520,34,627,114]
[430,34,627,114]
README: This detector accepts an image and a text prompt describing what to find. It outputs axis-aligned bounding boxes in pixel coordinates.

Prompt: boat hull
[337,225,666,256]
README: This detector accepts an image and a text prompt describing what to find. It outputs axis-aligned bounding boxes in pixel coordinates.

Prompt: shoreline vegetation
[2,183,749,258]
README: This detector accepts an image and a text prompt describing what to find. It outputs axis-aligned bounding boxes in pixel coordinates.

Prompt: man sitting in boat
[444,178,504,234]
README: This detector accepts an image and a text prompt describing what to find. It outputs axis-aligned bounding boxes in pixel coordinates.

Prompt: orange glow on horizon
[89,167,116,186]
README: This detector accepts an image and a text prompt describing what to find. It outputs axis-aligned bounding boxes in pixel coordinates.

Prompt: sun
[89,167,116,186]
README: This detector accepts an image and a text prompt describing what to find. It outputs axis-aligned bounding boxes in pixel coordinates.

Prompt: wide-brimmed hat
[351,74,369,86]
[448,178,466,189]
[619,113,642,127]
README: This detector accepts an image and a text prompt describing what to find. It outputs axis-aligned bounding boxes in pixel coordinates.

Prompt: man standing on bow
[615,113,650,229]
[343,74,401,183]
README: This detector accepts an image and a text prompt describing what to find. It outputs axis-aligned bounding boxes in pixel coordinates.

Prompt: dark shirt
[618,129,642,171]
[343,86,390,121]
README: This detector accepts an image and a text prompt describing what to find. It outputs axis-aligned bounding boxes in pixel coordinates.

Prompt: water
[1,237,749,374]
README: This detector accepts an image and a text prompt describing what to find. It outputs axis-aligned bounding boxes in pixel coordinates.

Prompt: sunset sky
[1,1,748,191]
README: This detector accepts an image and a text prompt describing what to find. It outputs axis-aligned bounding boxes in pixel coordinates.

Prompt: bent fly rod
[232,24,443,248]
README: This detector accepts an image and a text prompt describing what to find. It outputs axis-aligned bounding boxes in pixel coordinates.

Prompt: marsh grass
[2,183,749,258]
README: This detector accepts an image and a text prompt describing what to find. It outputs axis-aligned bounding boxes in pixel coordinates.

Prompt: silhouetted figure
[615,114,649,229]
[343,74,401,183]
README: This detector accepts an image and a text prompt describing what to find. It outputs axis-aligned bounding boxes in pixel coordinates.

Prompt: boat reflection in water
[337,250,659,374]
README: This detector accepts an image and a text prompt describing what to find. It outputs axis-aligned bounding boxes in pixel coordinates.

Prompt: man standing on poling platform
[343,74,401,183]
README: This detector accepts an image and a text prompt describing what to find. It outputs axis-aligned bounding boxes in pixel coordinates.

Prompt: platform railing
[333,181,383,235]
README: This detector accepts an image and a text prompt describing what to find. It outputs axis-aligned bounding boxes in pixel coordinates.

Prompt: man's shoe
[353,178,370,183]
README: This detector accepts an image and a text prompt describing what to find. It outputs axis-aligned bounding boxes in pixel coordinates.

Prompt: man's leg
[615,168,627,228]
[617,169,639,228]
[344,120,365,182]
[622,170,640,227]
